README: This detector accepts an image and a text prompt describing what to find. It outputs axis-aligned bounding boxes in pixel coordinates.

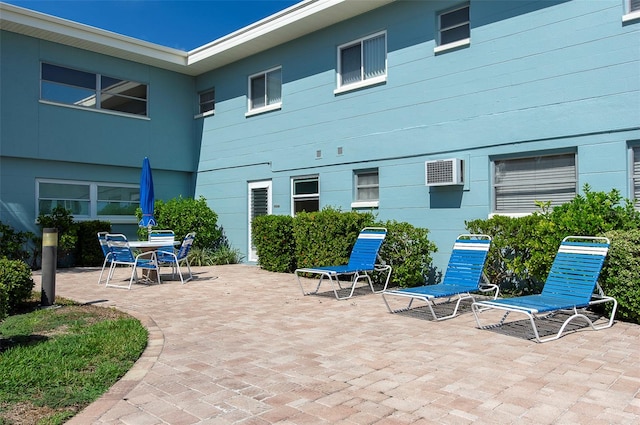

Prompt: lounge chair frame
[295,227,392,300]
[381,234,497,320]
[471,236,616,343]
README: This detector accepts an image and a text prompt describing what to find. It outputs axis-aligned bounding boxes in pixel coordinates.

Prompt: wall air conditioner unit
[425,158,464,186]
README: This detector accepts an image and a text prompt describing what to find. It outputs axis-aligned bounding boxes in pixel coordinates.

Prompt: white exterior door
[248,180,272,262]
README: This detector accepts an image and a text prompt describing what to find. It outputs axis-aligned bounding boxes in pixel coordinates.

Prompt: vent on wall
[425,158,464,186]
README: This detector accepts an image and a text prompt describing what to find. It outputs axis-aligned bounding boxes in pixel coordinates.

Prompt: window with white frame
[493,153,576,213]
[437,4,470,48]
[247,67,282,115]
[37,179,139,222]
[624,0,640,21]
[292,176,319,215]
[352,169,379,208]
[632,146,640,208]
[198,88,215,116]
[41,63,148,117]
[336,32,387,92]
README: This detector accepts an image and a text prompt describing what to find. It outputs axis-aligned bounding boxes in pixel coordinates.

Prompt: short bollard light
[41,228,58,307]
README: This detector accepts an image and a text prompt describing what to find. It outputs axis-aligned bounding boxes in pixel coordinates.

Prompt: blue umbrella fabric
[139,157,157,229]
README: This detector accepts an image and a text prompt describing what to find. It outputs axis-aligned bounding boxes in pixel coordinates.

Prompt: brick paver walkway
[41,265,639,424]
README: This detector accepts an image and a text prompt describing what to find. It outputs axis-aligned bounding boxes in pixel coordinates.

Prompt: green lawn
[0,297,147,425]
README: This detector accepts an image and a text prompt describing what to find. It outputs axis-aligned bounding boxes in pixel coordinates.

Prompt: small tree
[36,206,78,268]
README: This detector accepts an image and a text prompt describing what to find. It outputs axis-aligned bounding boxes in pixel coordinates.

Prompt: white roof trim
[0,0,396,76]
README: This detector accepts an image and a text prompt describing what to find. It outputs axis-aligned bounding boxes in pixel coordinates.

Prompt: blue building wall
[0,30,200,237]
[1,0,638,277]
[194,0,640,271]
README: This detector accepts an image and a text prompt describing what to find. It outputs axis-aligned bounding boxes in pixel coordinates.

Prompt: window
[247,67,282,115]
[336,32,387,93]
[624,0,640,22]
[292,176,319,215]
[632,146,640,208]
[37,179,139,222]
[352,170,379,208]
[493,153,576,213]
[437,4,470,50]
[41,63,148,117]
[198,88,215,116]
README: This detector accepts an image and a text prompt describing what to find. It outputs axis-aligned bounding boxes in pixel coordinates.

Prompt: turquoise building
[1,0,639,271]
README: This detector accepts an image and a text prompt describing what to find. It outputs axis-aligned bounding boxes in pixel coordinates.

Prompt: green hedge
[251,208,437,288]
[601,230,640,324]
[251,215,296,273]
[466,186,640,324]
[293,208,375,270]
[74,221,111,267]
[377,220,437,288]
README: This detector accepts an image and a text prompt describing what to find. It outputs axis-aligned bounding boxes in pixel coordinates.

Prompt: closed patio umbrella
[139,157,156,231]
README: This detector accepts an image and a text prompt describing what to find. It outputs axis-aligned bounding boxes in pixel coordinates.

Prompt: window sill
[39,100,150,120]
[334,75,387,95]
[351,201,379,209]
[488,212,532,219]
[622,10,640,23]
[245,102,282,117]
[194,110,215,119]
[434,38,470,54]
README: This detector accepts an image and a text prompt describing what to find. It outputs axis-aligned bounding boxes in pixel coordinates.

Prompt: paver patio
[39,265,640,424]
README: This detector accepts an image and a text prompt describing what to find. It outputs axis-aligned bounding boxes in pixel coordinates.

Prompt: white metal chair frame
[97,231,113,285]
[157,232,195,284]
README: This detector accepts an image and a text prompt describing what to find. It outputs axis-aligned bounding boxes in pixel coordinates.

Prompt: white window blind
[338,32,386,89]
[633,147,640,207]
[356,171,379,201]
[248,67,281,112]
[494,154,576,212]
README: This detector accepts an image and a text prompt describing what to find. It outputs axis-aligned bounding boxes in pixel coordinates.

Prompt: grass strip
[0,302,147,424]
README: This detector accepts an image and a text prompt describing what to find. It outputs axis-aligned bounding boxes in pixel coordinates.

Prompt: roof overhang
[0,0,396,76]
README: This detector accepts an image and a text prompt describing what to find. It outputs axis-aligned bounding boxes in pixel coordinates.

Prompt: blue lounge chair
[295,227,392,300]
[381,234,496,320]
[471,236,616,342]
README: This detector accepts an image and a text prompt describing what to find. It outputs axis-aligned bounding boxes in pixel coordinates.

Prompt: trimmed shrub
[600,230,640,324]
[252,215,296,273]
[293,207,375,270]
[74,221,111,267]
[377,220,437,288]
[466,213,550,295]
[0,258,35,313]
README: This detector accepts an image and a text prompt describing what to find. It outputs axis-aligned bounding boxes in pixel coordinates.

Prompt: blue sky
[4,0,301,51]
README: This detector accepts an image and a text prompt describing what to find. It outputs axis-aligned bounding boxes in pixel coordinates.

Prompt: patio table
[129,239,180,281]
